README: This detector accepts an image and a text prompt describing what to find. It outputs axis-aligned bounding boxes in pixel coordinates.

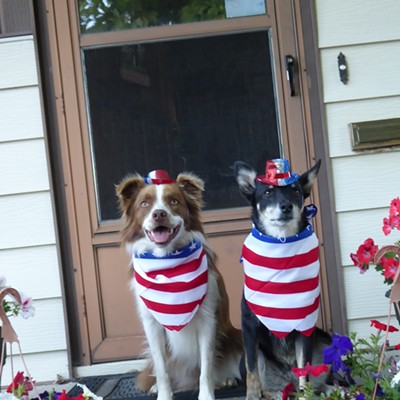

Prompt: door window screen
[83,30,280,221]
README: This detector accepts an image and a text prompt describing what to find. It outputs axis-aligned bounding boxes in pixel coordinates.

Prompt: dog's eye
[263,190,271,197]
[171,199,178,205]
[141,200,149,207]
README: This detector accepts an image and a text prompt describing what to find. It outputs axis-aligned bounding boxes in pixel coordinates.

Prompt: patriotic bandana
[241,222,320,338]
[132,240,208,331]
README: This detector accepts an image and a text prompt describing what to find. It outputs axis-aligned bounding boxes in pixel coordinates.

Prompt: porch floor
[36,373,246,400]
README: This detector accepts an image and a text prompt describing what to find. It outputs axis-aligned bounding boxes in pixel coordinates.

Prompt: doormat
[67,373,246,400]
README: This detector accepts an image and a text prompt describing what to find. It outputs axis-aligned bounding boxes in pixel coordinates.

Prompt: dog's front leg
[197,307,217,400]
[295,334,313,391]
[242,301,261,400]
[142,317,173,400]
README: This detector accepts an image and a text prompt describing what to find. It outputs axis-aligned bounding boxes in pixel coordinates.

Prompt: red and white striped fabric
[133,240,208,331]
[241,225,320,338]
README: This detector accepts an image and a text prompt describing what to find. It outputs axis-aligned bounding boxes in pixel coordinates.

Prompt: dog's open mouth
[146,225,180,245]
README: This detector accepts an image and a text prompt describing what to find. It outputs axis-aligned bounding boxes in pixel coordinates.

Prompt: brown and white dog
[116,170,242,400]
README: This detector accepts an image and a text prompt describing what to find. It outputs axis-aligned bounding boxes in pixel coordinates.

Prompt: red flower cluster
[6,371,34,396]
[350,198,400,284]
[350,238,378,273]
[383,198,400,236]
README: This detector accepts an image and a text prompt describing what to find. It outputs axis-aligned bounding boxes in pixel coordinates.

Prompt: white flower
[76,383,103,400]
[19,292,35,319]
[392,369,400,387]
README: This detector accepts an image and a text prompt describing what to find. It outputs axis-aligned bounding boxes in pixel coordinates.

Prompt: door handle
[285,55,295,96]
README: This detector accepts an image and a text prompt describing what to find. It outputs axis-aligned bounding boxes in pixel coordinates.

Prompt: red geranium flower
[356,238,378,264]
[6,371,33,395]
[370,319,399,332]
[389,197,400,217]
[350,252,368,273]
[292,362,329,377]
[381,256,399,280]
[383,215,400,236]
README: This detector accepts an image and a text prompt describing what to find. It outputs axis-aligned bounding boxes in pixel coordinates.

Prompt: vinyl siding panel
[0,139,50,195]
[2,351,70,384]
[337,208,396,267]
[326,96,400,158]
[343,266,393,320]
[316,0,400,48]
[320,42,400,103]
[0,36,37,89]
[0,192,56,249]
[348,319,400,343]
[6,298,68,354]
[315,0,400,338]
[0,35,69,383]
[0,245,62,299]
[331,153,400,213]
[0,86,44,142]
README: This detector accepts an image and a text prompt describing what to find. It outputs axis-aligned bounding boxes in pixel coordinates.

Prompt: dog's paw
[261,390,282,400]
[149,383,173,400]
[149,383,158,395]
[218,377,239,389]
[245,394,261,400]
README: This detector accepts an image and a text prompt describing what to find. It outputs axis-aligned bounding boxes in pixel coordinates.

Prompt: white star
[171,250,183,256]
[189,241,198,251]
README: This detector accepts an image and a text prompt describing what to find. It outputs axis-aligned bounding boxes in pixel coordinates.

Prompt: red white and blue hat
[144,170,176,185]
[256,158,300,186]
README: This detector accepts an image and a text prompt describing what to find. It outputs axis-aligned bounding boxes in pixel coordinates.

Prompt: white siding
[0,36,69,384]
[315,0,400,338]
[316,0,400,48]
[0,87,44,142]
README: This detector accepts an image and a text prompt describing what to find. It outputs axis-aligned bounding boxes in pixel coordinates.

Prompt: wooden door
[45,0,330,365]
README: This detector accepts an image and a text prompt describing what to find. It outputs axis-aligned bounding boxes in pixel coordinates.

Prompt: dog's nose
[152,209,167,221]
[279,202,293,214]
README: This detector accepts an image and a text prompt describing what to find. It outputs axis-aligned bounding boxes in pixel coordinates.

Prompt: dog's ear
[234,161,257,199]
[115,174,146,214]
[176,173,205,203]
[298,159,321,198]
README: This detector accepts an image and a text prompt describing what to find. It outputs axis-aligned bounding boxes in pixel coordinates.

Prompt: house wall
[0,35,69,384]
[315,0,400,338]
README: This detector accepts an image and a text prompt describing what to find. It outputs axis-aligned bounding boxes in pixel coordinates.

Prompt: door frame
[34,0,347,366]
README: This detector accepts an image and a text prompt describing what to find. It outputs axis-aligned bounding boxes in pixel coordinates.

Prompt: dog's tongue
[150,228,170,244]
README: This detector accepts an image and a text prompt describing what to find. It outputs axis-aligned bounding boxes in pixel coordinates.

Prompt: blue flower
[323,333,353,373]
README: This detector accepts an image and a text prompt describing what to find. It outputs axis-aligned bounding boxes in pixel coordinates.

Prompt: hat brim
[256,173,300,186]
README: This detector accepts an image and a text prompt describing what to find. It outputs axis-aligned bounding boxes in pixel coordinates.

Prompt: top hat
[256,159,300,186]
[144,170,176,185]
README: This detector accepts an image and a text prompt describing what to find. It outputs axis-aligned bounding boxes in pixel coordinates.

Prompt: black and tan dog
[235,158,329,400]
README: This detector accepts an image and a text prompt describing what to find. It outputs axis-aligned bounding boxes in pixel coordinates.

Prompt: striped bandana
[133,240,208,331]
[241,224,320,338]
